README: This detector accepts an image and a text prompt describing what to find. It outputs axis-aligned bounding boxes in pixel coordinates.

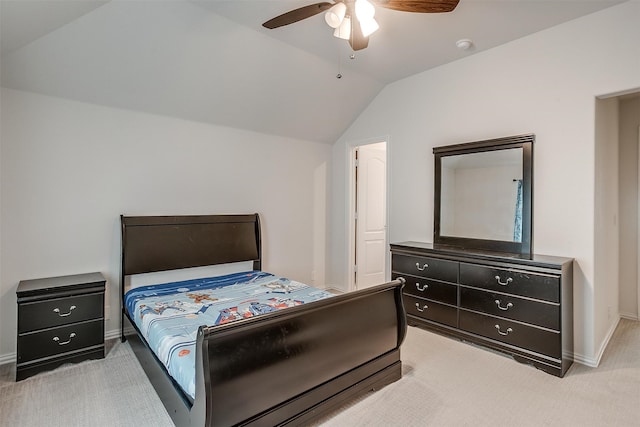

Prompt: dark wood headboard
[120,214,262,277]
[119,213,262,345]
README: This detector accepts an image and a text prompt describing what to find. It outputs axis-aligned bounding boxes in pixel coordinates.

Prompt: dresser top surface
[17,272,105,297]
[391,241,573,269]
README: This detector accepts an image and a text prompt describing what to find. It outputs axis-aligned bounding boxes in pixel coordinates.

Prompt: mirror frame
[433,134,534,256]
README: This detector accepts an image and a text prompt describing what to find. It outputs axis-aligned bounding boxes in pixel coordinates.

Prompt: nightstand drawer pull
[52,332,76,345]
[495,325,513,336]
[495,300,514,311]
[495,275,513,286]
[416,262,429,271]
[53,305,76,317]
[415,303,428,312]
[416,282,429,292]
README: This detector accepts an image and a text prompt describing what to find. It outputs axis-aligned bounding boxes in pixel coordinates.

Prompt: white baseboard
[573,316,621,368]
[573,352,598,367]
[620,312,639,321]
[105,328,120,341]
[0,352,15,366]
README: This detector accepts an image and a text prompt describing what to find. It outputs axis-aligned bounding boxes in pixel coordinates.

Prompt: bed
[120,213,407,427]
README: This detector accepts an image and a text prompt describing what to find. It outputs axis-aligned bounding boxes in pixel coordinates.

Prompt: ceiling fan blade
[262,2,334,29]
[375,0,459,13]
[349,17,369,51]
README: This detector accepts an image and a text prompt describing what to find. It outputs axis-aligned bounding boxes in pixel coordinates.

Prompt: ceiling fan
[262,0,460,51]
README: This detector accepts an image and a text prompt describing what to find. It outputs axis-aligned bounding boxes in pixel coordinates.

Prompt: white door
[355,142,387,289]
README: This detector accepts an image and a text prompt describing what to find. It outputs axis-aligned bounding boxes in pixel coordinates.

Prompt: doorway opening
[615,92,640,321]
[596,89,640,325]
[348,141,388,291]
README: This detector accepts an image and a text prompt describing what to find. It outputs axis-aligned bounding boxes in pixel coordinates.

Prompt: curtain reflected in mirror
[513,179,523,242]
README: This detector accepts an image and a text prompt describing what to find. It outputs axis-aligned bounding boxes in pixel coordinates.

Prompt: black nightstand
[16,272,106,381]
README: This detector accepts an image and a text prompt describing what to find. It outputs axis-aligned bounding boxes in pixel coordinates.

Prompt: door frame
[637,126,640,319]
[346,136,391,292]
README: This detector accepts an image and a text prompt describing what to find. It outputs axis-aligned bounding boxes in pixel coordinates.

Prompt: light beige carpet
[314,318,640,427]
[1,319,638,427]
[0,340,173,427]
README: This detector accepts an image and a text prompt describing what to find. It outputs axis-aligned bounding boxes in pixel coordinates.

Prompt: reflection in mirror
[440,148,523,242]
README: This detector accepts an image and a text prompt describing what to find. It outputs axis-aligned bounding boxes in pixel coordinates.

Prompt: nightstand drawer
[459,310,560,359]
[394,273,457,305]
[460,263,560,303]
[18,293,104,333]
[404,294,457,328]
[392,254,458,283]
[460,286,559,330]
[17,319,104,363]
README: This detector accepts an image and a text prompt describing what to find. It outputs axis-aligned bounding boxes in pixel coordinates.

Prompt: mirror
[434,134,533,255]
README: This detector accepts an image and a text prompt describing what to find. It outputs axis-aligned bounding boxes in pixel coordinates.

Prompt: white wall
[328,1,640,365]
[0,88,332,362]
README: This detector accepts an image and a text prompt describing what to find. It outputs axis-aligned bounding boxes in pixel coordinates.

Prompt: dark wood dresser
[391,241,574,377]
[16,272,106,381]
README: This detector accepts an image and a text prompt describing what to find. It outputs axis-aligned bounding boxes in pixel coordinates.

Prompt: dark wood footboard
[194,278,406,427]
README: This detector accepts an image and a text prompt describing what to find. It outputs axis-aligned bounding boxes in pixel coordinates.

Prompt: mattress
[124,270,335,399]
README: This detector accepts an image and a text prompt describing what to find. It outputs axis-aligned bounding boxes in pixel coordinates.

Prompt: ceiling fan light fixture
[263,0,461,51]
[355,0,375,21]
[360,17,379,37]
[325,2,347,28]
[334,15,351,40]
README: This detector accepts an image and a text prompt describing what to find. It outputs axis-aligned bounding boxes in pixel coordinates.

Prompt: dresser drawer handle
[495,276,513,286]
[416,282,429,291]
[52,332,76,346]
[494,300,514,311]
[495,325,513,336]
[415,303,428,312]
[53,305,77,317]
[415,262,429,271]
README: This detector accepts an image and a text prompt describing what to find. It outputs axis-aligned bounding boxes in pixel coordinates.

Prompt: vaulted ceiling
[0,0,626,143]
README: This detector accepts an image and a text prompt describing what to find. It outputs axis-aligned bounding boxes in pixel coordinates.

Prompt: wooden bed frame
[120,214,407,427]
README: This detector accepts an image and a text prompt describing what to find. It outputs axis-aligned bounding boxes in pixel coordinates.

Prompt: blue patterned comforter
[124,271,334,399]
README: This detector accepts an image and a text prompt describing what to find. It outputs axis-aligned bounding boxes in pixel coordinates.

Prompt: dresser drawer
[404,294,457,328]
[17,319,104,363]
[393,273,457,305]
[460,286,559,330]
[460,263,560,303]
[18,293,104,333]
[459,310,560,359]
[392,254,458,283]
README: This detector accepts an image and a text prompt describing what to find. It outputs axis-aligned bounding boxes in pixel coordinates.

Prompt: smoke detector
[456,39,473,51]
